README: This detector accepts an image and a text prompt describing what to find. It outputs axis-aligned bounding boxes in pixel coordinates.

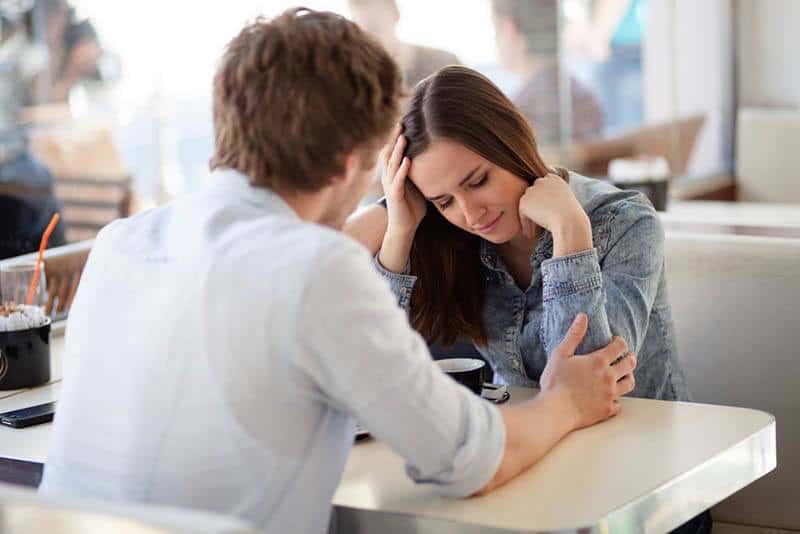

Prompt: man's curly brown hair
[210,8,403,193]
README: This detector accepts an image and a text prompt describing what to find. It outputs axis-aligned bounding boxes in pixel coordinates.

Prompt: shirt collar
[479,231,555,273]
[210,168,301,221]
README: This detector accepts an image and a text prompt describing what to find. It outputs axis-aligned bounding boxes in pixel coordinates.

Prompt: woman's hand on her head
[539,314,637,430]
[518,174,592,257]
[380,125,427,237]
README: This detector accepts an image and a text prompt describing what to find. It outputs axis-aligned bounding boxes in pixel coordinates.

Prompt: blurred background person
[491,0,603,146]
[0,1,66,260]
[348,0,460,89]
[349,0,462,203]
[28,0,102,103]
[583,0,644,136]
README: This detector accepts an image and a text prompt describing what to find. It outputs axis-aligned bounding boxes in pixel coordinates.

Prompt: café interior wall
[736,0,800,108]
[643,0,735,178]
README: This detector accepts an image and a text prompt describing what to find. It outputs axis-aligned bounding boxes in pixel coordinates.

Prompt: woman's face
[410,139,528,244]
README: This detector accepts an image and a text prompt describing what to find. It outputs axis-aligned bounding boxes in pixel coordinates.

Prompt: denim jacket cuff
[372,252,417,308]
[541,248,602,301]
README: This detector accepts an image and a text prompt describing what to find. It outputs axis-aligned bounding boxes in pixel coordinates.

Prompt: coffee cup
[436,358,486,395]
[0,320,52,390]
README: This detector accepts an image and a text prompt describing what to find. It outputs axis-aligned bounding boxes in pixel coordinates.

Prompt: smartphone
[0,402,56,428]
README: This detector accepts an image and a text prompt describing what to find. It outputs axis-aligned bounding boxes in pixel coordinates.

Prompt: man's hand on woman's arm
[476,313,636,495]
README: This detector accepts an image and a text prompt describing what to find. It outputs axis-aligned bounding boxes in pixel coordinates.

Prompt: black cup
[437,358,485,395]
[611,179,669,211]
[0,320,52,390]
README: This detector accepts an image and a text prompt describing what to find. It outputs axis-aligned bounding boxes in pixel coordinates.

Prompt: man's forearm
[476,389,575,495]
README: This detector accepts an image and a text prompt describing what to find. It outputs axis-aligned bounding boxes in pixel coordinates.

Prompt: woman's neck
[497,228,540,265]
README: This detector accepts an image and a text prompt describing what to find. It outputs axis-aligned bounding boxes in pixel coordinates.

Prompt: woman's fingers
[386,135,406,186]
[392,157,411,197]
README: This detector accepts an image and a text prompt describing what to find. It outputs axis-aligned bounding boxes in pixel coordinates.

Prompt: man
[0,6,67,259]
[40,9,635,533]
[347,0,460,89]
[492,0,605,145]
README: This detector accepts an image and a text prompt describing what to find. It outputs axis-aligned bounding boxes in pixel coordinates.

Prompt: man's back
[40,169,506,532]
[40,170,366,531]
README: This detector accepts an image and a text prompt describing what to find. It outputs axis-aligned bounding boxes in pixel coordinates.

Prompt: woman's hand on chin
[518,174,593,258]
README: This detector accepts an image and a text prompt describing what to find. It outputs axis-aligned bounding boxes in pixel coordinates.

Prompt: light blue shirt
[39,169,505,533]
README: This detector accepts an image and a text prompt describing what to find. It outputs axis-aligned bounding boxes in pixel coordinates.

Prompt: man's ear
[326,152,353,186]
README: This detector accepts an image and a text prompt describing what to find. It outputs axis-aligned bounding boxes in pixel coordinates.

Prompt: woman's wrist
[378,227,415,273]
[551,212,592,258]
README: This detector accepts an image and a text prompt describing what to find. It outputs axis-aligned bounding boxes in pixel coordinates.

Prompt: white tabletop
[333,388,775,533]
[0,336,777,533]
[661,200,800,236]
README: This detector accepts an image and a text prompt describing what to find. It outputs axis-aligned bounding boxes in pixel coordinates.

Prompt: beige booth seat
[736,108,800,203]
[665,232,800,531]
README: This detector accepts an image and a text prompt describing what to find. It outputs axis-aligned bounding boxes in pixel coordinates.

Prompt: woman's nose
[461,199,488,228]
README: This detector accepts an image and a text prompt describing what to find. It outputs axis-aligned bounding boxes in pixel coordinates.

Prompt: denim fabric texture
[374,173,690,401]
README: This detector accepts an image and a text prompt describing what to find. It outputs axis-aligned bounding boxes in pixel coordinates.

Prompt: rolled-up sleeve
[295,239,505,497]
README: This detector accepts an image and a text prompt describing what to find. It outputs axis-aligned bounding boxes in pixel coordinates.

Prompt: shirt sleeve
[538,198,664,364]
[294,239,505,497]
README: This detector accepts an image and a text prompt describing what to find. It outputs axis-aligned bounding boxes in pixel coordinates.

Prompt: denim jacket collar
[478,230,555,274]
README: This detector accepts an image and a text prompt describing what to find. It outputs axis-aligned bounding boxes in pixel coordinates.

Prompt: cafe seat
[28,124,133,243]
[665,231,800,532]
[736,108,800,203]
[0,241,93,319]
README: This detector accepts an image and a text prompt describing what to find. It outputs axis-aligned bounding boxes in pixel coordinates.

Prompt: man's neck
[277,188,330,224]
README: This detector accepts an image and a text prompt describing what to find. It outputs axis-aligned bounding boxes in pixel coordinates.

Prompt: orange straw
[26,213,60,306]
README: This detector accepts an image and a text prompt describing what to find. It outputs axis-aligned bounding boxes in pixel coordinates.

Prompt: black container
[0,320,51,390]
[436,358,486,395]
[611,179,670,211]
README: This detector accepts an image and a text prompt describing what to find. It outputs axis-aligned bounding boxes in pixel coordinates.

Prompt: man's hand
[540,313,637,429]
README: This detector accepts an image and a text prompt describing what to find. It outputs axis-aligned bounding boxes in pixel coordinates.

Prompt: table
[0,335,777,533]
[661,200,800,238]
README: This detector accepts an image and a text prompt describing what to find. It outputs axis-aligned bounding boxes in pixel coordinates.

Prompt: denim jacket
[374,173,690,401]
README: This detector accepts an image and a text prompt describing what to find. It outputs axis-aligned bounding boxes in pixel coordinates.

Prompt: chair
[665,231,800,531]
[0,241,92,319]
[28,125,133,243]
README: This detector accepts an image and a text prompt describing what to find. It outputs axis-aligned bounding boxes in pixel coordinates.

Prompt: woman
[345,66,689,402]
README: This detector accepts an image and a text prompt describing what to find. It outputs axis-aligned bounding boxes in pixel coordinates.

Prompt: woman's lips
[474,213,503,234]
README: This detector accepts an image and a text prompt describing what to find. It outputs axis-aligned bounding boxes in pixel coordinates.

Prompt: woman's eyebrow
[425,164,482,201]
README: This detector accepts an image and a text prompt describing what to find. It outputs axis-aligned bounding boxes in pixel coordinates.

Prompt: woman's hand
[380,125,426,237]
[376,126,427,273]
[518,174,593,258]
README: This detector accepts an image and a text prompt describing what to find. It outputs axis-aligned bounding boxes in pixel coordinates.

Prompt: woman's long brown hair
[402,66,568,347]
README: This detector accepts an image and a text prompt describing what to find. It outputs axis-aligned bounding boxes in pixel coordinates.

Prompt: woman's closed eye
[470,172,489,188]
[437,173,489,211]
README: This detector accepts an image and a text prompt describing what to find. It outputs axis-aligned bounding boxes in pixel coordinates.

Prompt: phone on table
[0,402,56,428]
